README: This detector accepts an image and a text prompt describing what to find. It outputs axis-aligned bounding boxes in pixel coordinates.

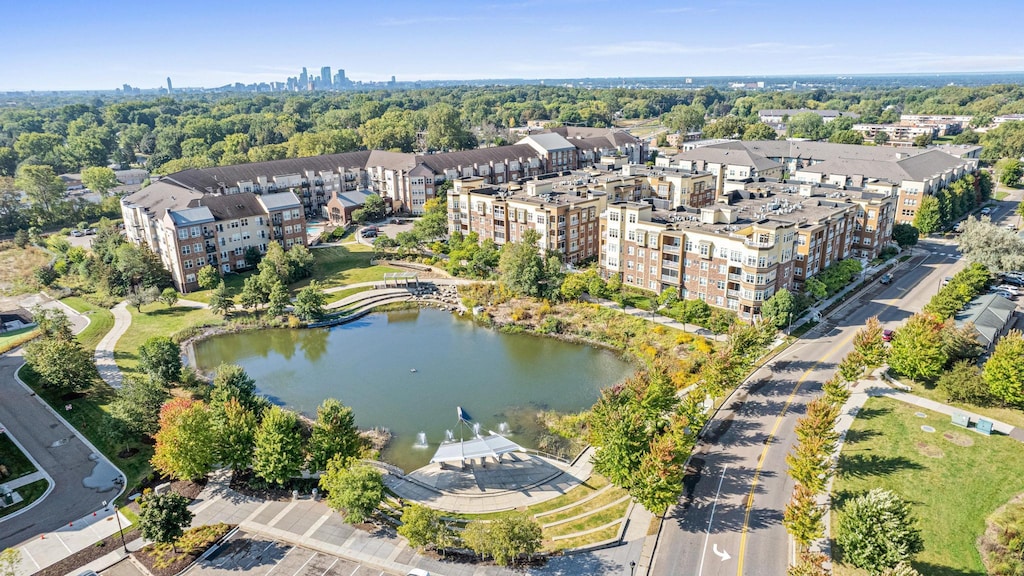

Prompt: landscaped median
[0,431,47,519]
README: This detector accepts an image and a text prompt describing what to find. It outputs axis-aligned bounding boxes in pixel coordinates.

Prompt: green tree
[984,330,1024,406]
[829,129,863,145]
[293,280,326,321]
[252,406,305,485]
[873,132,890,146]
[319,457,384,524]
[197,265,220,290]
[662,103,706,133]
[742,122,777,141]
[958,216,1024,272]
[912,195,941,235]
[913,133,933,147]
[267,281,290,317]
[23,336,95,393]
[32,306,73,339]
[888,313,947,382]
[891,223,919,248]
[13,229,29,248]
[210,363,264,413]
[702,116,748,139]
[425,103,476,151]
[786,435,833,494]
[208,280,234,316]
[937,360,991,406]
[498,228,546,297]
[138,336,182,385]
[81,166,120,196]
[761,288,795,328]
[15,164,65,217]
[996,158,1023,187]
[822,376,850,408]
[151,398,216,481]
[837,488,923,573]
[307,398,363,472]
[787,112,827,139]
[238,274,267,311]
[411,197,448,240]
[215,398,257,472]
[461,513,542,566]
[398,504,453,552]
[108,375,170,437]
[159,287,179,307]
[784,485,825,548]
[138,492,194,552]
[853,317,887,367]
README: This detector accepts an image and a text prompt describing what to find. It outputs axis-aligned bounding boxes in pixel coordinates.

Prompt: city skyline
[3,0,1024,91]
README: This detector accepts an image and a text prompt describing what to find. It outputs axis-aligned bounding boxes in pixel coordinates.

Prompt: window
[236,260,246,268]
[628,213,637,224]
[222,264,231,273]
[178,229,188,240]
[181,245,191,255]
[185,273,196,283]
[194,243,202,253]
[190,226,200,238]
[240,218,249,227]
[700,262,709,271]
[183,260,193,269]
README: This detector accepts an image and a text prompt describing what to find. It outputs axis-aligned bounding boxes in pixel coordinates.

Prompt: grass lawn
[0,479,48,519]
[62,296,114,352]
[0,326,40,352]
[0,433,36,479]
[299,244,400,289]
[324,285,373,305]
[994,190,1009,201]
[903,379,1024,430]
[832,397,1024,576]
[115,303,223,376]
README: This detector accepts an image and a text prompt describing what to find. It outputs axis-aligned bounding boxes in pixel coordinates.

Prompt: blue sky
[3,0,1022,91]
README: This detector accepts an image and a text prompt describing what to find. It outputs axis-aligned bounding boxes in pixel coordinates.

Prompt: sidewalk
[94,302,130,389]
[11,505,133,576]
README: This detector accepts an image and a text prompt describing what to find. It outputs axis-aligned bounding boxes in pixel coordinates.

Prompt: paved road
[0,299,124,551]
[650,243,963,576]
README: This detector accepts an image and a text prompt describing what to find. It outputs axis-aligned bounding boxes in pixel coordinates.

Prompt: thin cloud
[578,40,831,57]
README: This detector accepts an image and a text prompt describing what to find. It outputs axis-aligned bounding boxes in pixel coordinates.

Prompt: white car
[407,570,431,576]
[980,207,992,215]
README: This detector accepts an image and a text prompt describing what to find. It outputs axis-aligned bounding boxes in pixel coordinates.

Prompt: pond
[193,307,634,472]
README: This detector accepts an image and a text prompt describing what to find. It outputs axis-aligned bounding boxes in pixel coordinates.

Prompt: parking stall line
[318,557,339,576]
[289,551,318,576]
[349,566,361,576]
[264,544,295,576]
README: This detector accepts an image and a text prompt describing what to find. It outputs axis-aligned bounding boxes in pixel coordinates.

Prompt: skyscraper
[166,77,173,93]
[299,67,308,90]
[334,69,347,87]
[321,66,332,89]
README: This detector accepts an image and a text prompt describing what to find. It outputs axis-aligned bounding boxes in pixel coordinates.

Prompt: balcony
[661,259,679,269]
[744,239,775,248]
[728,273,743,282]
[205,245,216,253]
[660,274,681,283]
[662,244,681,254]
[203,231,215,239]
[727,289,741,298]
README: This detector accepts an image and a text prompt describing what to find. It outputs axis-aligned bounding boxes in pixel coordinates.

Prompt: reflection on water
[194,307,633,472]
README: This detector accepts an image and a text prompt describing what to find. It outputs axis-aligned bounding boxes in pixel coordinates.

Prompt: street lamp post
[629,560,636,576]
[103,500,128,553]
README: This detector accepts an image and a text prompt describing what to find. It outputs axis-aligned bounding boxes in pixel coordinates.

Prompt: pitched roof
[122,181,203,217]
[674,142,783,172]
[188,192,267,220]
[333,189,376,208]
[164,151,373,192]
[417,144,539,173]
[256,191,302,211]
[518,133,576,153]
[955,294,1016,347]
[167,206,214,226]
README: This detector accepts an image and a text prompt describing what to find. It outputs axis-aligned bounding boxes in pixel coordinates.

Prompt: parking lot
[179,532,397,576]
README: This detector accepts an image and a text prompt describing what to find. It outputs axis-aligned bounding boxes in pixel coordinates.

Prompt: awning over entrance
[429,433,525,464]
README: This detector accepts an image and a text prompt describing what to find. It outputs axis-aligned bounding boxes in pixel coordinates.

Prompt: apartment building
[449,176,606,263]
[671,140,978,226]
[758,109,859,124]
[122,183,305,292]
[661,144,785,191]
[851,123,938,144]
[621,164,717,209]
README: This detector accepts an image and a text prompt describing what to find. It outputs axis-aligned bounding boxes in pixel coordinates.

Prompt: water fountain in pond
[445,429,454,442]
[498,422,510,435]
[413,432,428,448]
[473,422,481,437]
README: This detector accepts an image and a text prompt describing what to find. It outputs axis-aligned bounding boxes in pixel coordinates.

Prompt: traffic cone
[69,522,73,527]
[40,534,45,539]
[93,512,97,516]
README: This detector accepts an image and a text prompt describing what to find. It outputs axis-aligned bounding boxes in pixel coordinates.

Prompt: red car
[882,329,894,342]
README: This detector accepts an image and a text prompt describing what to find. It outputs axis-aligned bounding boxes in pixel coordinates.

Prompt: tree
[138,336,182,385]
[829,130,863,145]
[238,274,267,311]
[208,280,234,316]
[912,195,941,235]
[285,245,315,281]
[138,492,194,552]
[252,406,305,485]
[81,166,119,196]
[461,513,542,566]
[873,132,890,146]
[411,197,448,241]
[215,398,257,472]
[881,563,922,576]
[0,548,21,576]
[891,223,919,248]
[308,399,363,472]
[398,504,453,552]
[293,280,326,321]
[702,116,748,139]
[937,360,990,406]
[210,363,263,413]
[761,288,795,328]
[267,281,290,317]
[498,229,545,296]
[151,398,216,481]
[319,457,384,524]
[912,133,933,147]
[837,488,923,573]
[197,265,220,290]
[742,122,777,141]
[159,287,179,307]
[662,103,706,133]
[425,103,476,151]
[984,330,1024,406]
[15,165,65,216]
[823,376,850,408]
[23,336,95,393]
[853,317,887,367]
[126,285,160,312]
[958,216,1024,272]
[13,229,29,248]
[888,313,947,382]
[784,485,825,548]
[996,157,1023,187]
[786,435,833,494]
[32,306,73,339]
[109,375,170,437]
[787,112,827,140]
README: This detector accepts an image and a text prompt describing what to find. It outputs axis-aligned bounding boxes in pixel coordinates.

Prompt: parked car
[995,284,1022,295]
[882,329,894,342]
[1001,275,1024,287]
[407,571,431,576]
[990,289,1017,300]
[70,229,83,237]
[880,273,893,285]
[980,207,992,215]
[85,228,96,235]
[942,276,953,286]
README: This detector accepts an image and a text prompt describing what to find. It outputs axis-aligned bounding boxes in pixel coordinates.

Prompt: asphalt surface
[0,304,124,550]
[650,241,968,576]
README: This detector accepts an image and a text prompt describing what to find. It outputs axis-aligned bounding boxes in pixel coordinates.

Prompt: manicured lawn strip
[0,326,40,353]
[545,523,620,552]
[17,366,154,494]
[539,487,628,524]
[528,474,611,515]
[324,285,373,305]
[0,433,36,478]
[832,397,1024,575]
[115,303,223,376]
[903,379,1024,430]
[298,244,400,289]
[62,296,114,351]
[0,479,48,519]
[541,500,629,538]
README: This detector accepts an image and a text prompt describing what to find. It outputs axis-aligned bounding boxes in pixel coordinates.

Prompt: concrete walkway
[94,302,130,389]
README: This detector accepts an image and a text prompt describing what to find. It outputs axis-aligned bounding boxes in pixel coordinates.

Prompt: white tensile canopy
[429,433,525,464]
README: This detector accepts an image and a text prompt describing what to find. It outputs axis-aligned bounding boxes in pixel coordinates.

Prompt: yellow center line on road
[734,328,857,576]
